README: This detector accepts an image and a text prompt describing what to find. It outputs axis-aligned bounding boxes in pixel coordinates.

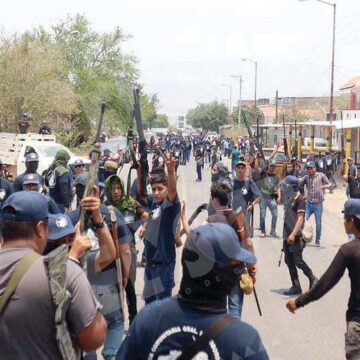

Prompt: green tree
[231,105,264,134]
[0,14,165,147]
[186,101,228,132]
[140,93,159,129]
[152,113,169,128]
[49,14,139,143]
[0,33,77,132]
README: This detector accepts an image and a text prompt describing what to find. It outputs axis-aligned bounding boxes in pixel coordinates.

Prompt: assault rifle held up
[79,102,106,268]
[133,88,149,198]
[282,115,290,161]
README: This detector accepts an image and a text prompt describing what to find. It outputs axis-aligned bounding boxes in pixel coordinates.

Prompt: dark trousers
[196,164,202,181]
[283,237,313,281]
[326,170,337,187]
[143,262,175,304]
[206,151,211,163]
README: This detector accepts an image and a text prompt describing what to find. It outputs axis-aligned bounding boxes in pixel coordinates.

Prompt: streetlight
[242,58,258,139]
[230,75,243,125]
[221,84,232,114]
[299,0,336,148]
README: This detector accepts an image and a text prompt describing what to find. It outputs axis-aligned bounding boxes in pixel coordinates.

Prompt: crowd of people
[0,130,360,360]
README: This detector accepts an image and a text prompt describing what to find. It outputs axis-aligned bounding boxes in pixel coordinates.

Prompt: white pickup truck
[0,133,89,178]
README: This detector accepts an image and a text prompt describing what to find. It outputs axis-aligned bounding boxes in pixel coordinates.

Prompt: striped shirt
[298,172,331,203]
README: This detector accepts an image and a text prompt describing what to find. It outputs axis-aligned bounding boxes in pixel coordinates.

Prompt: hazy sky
[1,0,360,121]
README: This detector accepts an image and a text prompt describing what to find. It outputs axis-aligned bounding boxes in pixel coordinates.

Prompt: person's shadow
[270,288,299,298]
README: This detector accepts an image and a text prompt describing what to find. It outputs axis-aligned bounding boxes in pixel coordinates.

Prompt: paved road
[127,156,349,360]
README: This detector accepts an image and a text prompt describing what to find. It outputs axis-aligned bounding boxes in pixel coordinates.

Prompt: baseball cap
[48,214,75,241]
[186,223,256,266]
[268,160,276,167]
[2,191,48,222]
[306,161,316,168]
[74,159,84,167]
[347,157,354,161]
[235,160,246,167]
[284,175,299,186]
[74,172,88,186]
[74,172,99,187]
[343,199,360,220]
[25,152,39,162]
[23,173,40,185]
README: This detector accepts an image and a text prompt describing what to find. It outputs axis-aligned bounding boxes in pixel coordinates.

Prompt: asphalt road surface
[126,155,350,360]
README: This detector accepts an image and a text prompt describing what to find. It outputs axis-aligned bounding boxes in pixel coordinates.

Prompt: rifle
[79,103,106,268]
[282,115,290,161]
[293,118,298,159]
[126,114,139,196]
[95,102,106,144]
[133,89,149,198]
[242,111,254,139]
[278,247,284,267]
[43,245,77,360]
[109,206,125,319]
[180,203,208,237]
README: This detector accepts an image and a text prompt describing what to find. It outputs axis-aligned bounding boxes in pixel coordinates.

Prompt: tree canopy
[151,113,169,128]
[0,14,163,147]
[186,101,228,132]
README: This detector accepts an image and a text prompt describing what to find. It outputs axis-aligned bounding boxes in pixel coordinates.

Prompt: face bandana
[26,162,39,173]
[178,248,243,312]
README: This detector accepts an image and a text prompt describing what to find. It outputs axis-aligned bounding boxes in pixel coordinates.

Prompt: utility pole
[230,75,243,125]
[242,58,258,139]
[299,0,336,149]
[275,90,279,123]
[221,84,232,114]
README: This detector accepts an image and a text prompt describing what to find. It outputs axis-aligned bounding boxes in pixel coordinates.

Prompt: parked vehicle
[0,133,89,179]
[102,136,131,163]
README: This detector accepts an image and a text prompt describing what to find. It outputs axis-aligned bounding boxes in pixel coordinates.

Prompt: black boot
[284,279,302,296]
[308,275,318,290]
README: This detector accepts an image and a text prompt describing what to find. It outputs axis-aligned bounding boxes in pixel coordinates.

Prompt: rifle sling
[0,251,40,313]
[177,315,236,360]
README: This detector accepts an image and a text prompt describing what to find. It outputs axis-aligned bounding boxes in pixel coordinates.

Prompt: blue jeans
[305,201,323,242]
[84,312,124,359]
[260,197,278,233]
[228,283,244,319]
[143,262,175,304]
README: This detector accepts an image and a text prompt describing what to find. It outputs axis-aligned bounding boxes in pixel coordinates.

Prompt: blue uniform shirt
[144,196,181,264]
[49,170,72,209]
[117,297,268,360]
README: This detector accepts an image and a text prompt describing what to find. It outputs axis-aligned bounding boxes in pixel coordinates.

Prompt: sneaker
[269,231,279,238]
[260,231,267,238]
[284,281,302,296]
[315,240,320,247]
